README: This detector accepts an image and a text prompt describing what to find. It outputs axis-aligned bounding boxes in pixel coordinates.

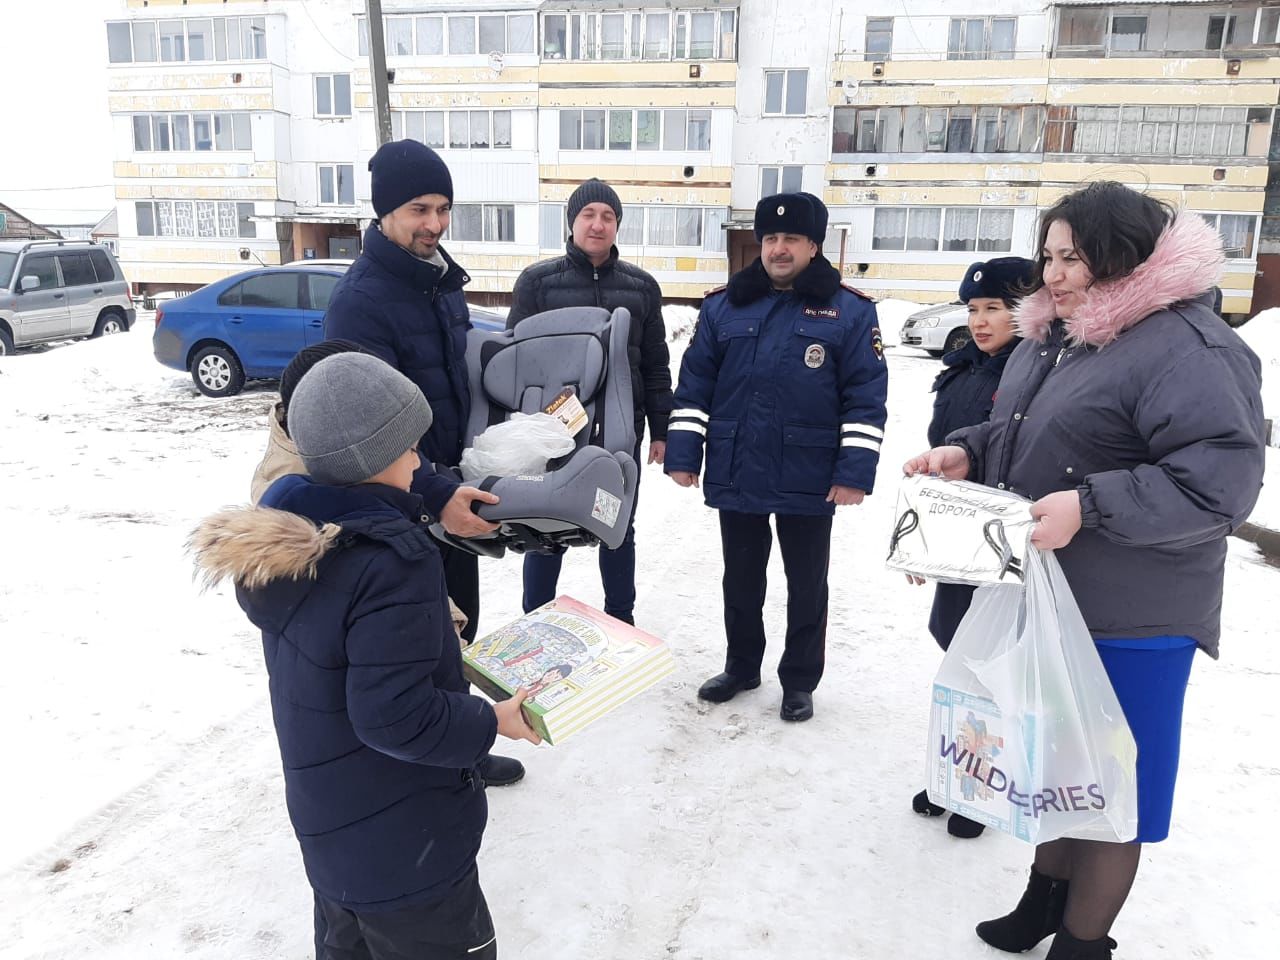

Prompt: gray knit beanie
[287,353,433,486]
[566,178,623,227]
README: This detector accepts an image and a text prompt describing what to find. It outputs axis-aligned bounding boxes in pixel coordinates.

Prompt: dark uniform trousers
[314,866,497,960]
[719,510,833,693]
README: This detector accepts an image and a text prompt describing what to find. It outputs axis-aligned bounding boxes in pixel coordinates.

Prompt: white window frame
[760,165,804,198]
[448,203,517,243]
[133,112,251,152]
[1201,212,1259,260]
[317,164,356,206]
[368,12,535,58]
[539,8,734,62]
[871,205,1014,253]
[314,75,352,119]
[134,199,254,239]
[946,17,1017,61]
[107,17,266,64]
[763,69,807,117]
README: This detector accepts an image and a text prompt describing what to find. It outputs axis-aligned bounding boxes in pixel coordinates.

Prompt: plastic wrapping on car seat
[459,413,576,482]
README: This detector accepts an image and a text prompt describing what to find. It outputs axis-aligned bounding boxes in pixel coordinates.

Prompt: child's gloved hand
[494,688,542,745]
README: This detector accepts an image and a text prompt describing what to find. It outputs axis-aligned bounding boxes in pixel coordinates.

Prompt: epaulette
[702,283,728,297]
[840,283,874,302]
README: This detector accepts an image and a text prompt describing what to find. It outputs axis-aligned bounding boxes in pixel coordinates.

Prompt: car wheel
[92,309,127,338]
[926,349,944,359]
[191,344,246,397]
[944,328,972,353]
[0,327,13,356]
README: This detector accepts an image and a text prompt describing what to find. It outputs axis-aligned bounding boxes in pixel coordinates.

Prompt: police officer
[665,193,888,722]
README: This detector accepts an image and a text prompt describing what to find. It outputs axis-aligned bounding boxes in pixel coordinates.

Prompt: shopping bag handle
[983,518,1024,581]
[887,508,920,560]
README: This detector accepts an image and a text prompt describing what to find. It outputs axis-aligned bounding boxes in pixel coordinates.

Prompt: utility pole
[366,0,393,146]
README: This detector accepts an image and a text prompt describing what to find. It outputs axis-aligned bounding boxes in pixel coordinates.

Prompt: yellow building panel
[1049,58,1280,82]
[539,61,735,85]
[1038,162,1267,188]
[1183,191,1267,213]
[826,185,1039,206]
[832,59,1049,85]
[353,67,540,88]
[846,262,970,282]
[115,183,278,201]
[538,86,733,108]
[658,281,722,299]
[827,162,1044,183]
[115,161,278,181]
[109,72,273,93]
[109,93,274,112]
[354,90,539,110]
[1222,295,1254,313]
[540,164,730,184]
[1047,82,1278,107]
[836,83,1046,108]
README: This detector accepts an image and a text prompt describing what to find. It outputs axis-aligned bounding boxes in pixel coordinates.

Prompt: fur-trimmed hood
[189,506,342,590]
[1014,212,1225,347]
[727,254,842,306]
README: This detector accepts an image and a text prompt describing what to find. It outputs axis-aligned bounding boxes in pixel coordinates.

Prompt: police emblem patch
[871,326,884,362]
[804,344,826,368]
[777,204,785,215]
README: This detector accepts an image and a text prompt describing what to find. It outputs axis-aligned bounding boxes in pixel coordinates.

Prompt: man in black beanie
[505,178,673,626]
[324,139,526,787]
[665,192,889,722]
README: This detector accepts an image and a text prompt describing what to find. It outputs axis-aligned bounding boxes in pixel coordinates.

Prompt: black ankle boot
[911,789,945,817]
[1044,926,1115,960]
[975,866,1068,952]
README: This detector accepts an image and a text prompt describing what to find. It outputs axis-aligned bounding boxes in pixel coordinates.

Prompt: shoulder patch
[870,326,885,362]
[840,283,874,302]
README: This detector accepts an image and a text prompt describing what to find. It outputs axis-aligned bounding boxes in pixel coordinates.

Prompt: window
[637,110,660,150]
[1206,15,1236,51]
[1043,104,1256,158]
[232,273,301,310]
[761,166,803,197]
[134,112,251,152]
[449,16,477,54]
[688,12,716,58]
[540,203,566,249]
[394,110,457,149]
[449,204,515,243]
[1108,16,1147,53]
[237,202,256,239]
[559,110,582,149]
[306,274,341,312]
[609,110,633,150]
[1203,213,1258,258]
[89,249,116,282]
[1055,8,1106,54]
[315,75,352,118]
[764,69,807,116]
[414,16,443,54]
[135,202,156,237]
[108,17,265,64]
[873,206,1014,251]
[662,109,686,150]
[618,205,644,245]
[602,13,626,59]
[544,13,568,58]
[449,113,470,149]
[948,17,1016,60]
[318,164,355,206]
[21,256,60,289]
[57,253,97,287]
[560,108,710,151]
[541,8,732,62]
[832,105,1045,155]
[509,15,535,53]
[865,17,893,61]
[386,17,413,55]
[644,12,670,59]
[582,109,606,149]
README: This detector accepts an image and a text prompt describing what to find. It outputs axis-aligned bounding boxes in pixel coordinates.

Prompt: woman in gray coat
[904,182,1265,960]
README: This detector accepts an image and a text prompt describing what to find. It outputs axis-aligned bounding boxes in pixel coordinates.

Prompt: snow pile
[1238,309,1280,418]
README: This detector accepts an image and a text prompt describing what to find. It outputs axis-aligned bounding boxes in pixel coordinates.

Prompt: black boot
[912,789,946,817]
[478,754,525,787]
[697,672,760,704]
[780,690,814,722]
[947,813,985,839]
[1044,926,1115,960]
[975,866,1068,952]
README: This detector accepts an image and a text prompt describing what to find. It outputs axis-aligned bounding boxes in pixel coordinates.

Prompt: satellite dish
[488,51,504,73]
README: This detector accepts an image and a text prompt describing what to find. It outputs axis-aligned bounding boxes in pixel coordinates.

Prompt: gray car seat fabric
[431,306,638,558]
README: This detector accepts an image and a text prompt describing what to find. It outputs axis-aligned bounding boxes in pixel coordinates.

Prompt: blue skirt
[1094,636,1198,843]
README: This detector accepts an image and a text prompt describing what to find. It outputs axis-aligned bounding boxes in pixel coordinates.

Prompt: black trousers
[718,511,832,693]
[439,541,481,644]
[314,866,496,960]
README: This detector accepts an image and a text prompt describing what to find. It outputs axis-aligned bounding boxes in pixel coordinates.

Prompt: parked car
[152,263,505,396]
[899,301,971,358]
[0,239,135,356]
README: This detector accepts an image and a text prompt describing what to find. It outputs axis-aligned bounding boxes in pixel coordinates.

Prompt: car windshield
[0,252,16,290]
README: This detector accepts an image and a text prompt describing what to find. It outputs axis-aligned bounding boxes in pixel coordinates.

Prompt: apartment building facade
[105,0,1280,318]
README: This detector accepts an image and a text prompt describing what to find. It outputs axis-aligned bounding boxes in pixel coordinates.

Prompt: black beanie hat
[754,193,826,246]
[369,139,453,218]
[279,338,367,437]
[566,178,623,227]
[958,257,1036,304]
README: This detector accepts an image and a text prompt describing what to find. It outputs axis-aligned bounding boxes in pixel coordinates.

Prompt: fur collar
[1014,213,1224,347]
[189,507,342,590]
[727,255,842,307]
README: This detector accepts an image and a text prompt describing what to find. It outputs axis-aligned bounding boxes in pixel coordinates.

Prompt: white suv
[0,239,136,355]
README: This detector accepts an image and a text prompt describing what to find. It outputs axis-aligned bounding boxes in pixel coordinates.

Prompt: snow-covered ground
[1,311,1277,960]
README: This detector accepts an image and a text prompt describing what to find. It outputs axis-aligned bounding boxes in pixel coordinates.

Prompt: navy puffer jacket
[191,476,498,911]
[324,224,472,516]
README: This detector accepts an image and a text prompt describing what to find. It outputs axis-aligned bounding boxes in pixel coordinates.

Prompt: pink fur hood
[1014,212,1225,347]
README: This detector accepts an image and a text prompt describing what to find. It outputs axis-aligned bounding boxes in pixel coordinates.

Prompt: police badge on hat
[804,343,826,368]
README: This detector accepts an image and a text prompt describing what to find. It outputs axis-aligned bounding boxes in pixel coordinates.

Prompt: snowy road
[1,317,1277,959]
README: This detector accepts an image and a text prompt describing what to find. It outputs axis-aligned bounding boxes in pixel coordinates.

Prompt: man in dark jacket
[323,140,525,786]
[665,193,889,722]
[506,178,673,625]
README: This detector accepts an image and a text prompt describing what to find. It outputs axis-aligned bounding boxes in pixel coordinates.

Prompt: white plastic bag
[459,413,576,482]
[924,547,1138,845]
[887,474,1036,585]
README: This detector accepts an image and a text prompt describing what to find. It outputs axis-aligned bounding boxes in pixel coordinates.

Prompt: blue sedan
[152,263,505,396]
